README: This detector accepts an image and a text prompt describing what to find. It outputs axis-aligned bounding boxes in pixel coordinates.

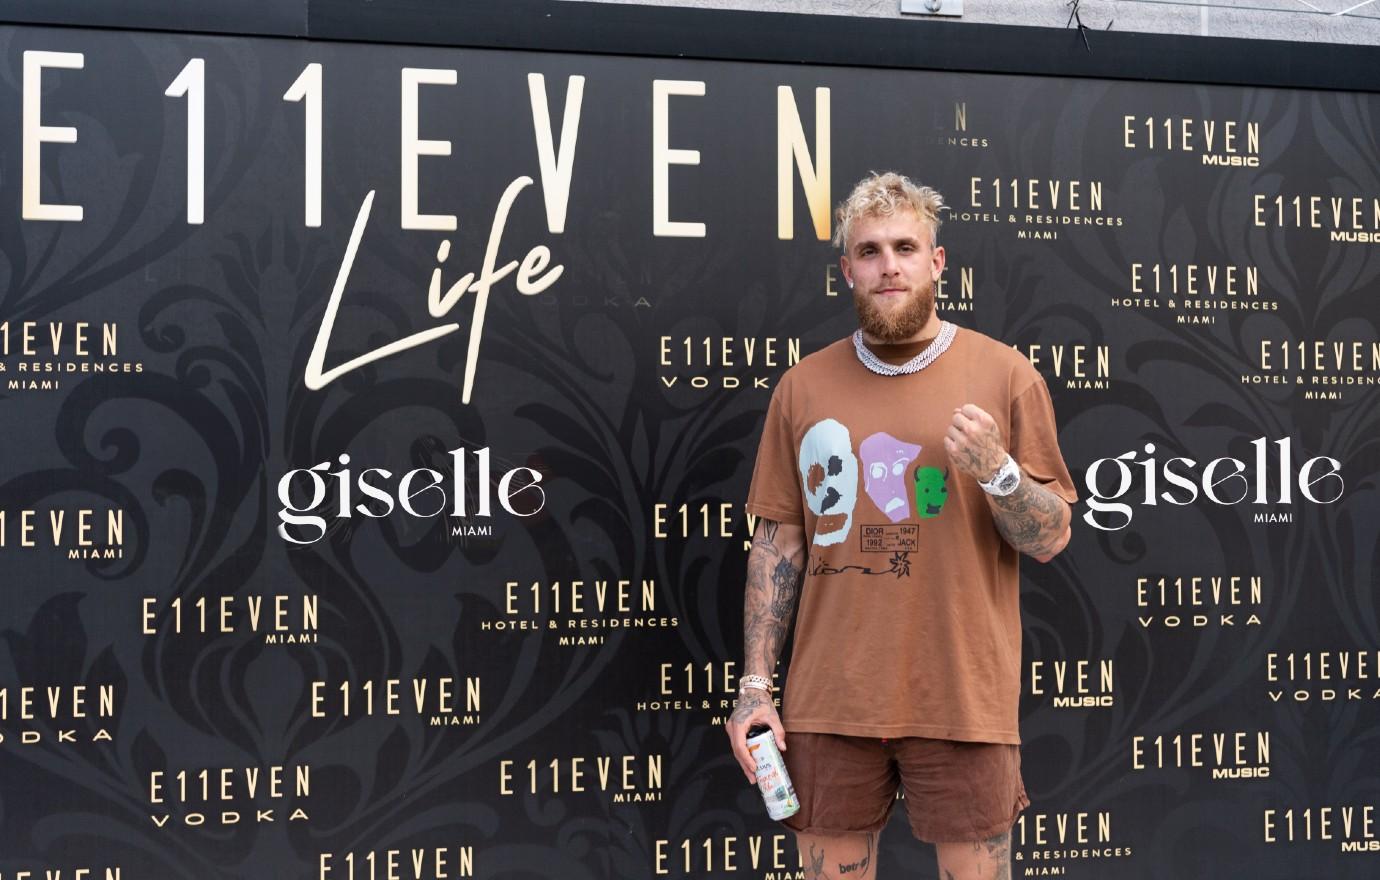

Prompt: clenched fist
[943,404,1007,482]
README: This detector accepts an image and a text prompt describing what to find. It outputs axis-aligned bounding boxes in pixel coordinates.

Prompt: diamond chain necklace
[852,321,956,376]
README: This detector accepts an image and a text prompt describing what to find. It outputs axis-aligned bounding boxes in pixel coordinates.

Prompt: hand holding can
[747,725,800,820]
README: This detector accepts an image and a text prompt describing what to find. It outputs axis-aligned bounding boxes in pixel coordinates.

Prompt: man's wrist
[977,448,1010,482]
[738,674,773,694]
[978,453,1022,496]
[734,690,771,710]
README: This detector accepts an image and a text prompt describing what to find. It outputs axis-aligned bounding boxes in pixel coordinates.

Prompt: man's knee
[794,829,879,879]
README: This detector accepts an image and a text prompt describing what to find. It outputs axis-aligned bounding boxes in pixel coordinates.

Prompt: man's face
[840,209,945,343]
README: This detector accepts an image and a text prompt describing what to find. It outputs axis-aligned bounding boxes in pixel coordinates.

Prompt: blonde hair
[833,172,944,251]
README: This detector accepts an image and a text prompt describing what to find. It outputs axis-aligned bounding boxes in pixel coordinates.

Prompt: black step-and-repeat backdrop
[0,18,1378,880]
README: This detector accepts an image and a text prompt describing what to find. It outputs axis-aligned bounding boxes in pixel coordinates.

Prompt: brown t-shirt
[745,327,1077,744]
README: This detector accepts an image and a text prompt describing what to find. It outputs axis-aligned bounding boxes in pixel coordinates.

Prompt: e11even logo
[1082,438,1342,531]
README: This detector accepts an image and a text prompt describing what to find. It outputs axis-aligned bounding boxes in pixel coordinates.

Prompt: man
[726,172,1076,880]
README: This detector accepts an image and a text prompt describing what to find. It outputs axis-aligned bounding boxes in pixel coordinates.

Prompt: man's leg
[795,830,880,880]
[934,831,1011,880]
[779,733,895,879]
[891,738,1023,880]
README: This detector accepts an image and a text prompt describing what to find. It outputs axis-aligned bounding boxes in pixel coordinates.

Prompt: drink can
[747,725,799,820]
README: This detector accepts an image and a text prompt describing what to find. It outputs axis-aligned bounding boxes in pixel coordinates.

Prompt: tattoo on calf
[838,834,874,875]
[983,831,1012,880]
[806,842,834,880]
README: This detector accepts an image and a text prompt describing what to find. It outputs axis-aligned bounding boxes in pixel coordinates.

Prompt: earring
[846,279,854,289]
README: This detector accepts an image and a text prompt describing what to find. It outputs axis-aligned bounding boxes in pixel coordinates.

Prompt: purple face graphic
[861,432,922,523]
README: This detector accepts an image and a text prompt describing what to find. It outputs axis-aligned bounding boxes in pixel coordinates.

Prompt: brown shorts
[780,733,1028,843]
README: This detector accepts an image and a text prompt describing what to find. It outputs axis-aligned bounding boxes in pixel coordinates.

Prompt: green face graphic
[914,466,949,519]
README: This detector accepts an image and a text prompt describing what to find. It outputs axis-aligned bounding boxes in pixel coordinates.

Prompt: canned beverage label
[747,727,800,820]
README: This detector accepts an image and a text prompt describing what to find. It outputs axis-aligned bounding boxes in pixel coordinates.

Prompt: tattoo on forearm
[771,557,799,615]
[988,473,1067,558]
[743,518,803,681]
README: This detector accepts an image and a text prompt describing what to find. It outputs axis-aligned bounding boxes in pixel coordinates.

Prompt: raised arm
[945,403,1072,563]
[726,517,806,783]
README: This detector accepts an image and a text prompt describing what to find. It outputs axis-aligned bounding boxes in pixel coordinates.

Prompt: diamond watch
[978,454,1021,496]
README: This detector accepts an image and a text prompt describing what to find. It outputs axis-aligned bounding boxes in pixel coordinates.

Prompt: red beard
[852,277,936,343]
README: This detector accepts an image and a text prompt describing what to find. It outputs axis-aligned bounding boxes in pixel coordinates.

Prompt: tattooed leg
[795,831,878,880]
[935,831,1012,880]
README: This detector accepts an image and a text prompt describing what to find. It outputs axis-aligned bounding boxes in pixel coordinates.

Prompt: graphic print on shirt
[809,548,913,579]
[808,445,948,580]
[860,431,922,522]
[914,466,950,518]
[798,419,859,547]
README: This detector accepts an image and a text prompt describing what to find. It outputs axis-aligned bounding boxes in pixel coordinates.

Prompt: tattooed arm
[726,517,806,784]
[944,403,1072,563]
[986,470,1072,562]
[741,518,807,681]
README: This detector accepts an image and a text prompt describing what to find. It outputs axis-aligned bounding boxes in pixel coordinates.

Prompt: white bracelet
[738,674,773,693]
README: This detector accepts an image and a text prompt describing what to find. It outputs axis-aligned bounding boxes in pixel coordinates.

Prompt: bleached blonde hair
[832,172,944,251]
